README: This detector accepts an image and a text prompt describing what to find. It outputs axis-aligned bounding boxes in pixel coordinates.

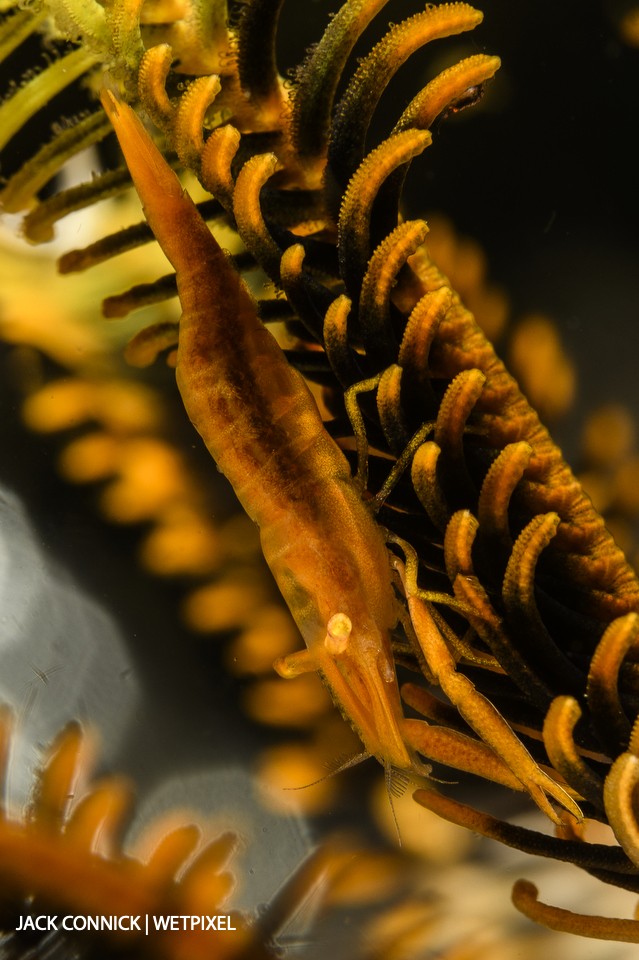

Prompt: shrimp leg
[391,551,582,825]
[343,372,434,511]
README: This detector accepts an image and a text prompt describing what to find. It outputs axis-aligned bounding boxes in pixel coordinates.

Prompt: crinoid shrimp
[100,89,580,825]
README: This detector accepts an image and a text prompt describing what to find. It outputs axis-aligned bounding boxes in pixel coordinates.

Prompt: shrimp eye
[325,613,352,655]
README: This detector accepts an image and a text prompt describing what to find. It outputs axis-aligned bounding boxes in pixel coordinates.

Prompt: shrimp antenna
[283,751,370,790]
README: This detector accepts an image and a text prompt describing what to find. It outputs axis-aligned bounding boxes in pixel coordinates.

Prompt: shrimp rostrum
[101,89,580,824]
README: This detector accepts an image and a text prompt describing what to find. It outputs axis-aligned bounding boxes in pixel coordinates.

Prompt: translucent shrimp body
[101,90,412,773]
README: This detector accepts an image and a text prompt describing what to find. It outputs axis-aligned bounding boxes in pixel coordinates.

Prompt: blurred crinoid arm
[0,0,233,235]
[0,705,347,959]
[512,880,639,943]
[0,705,239,955]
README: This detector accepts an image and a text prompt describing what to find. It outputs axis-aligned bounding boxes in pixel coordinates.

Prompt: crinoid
[0,704,329,960]
[4,0,639,945]
[0,705,484,960]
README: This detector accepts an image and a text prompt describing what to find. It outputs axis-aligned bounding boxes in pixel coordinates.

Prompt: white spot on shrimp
[324,613,352,655]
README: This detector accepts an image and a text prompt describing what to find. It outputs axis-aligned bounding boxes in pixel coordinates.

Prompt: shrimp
[100,91,581,824]
[100,88,415,778]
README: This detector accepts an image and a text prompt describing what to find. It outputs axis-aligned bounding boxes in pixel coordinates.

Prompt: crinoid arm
[393,550,581,825]
[0,705,359,958]
[512,881,639,943]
